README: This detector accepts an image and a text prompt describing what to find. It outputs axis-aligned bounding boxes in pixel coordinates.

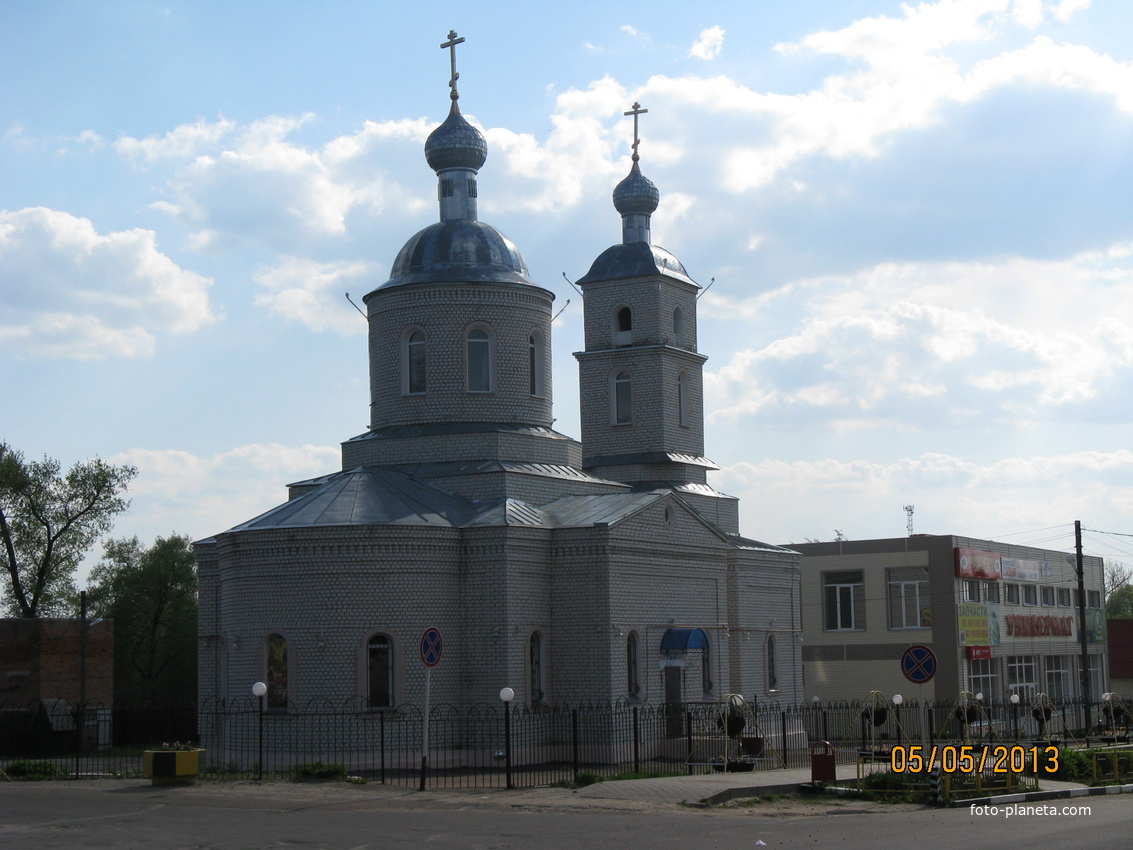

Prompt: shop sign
[1001,557,1049,582]
[955,548,1002,580]
[958,603,989,645]
[1004,614,1073,637]
[967,645,992,660]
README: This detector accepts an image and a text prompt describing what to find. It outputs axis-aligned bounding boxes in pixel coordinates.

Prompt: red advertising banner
[967,645,992,660]
[955,548,1002,580]
[1004,614,1073,638]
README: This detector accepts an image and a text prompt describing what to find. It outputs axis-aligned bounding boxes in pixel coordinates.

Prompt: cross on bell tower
[624,101,648,164]
[441,30,465,103]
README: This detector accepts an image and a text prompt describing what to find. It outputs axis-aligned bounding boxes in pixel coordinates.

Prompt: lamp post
[252,682,267,780]
[500,687,514,789]
[892,694,904,748]
[1010,693,1020,741]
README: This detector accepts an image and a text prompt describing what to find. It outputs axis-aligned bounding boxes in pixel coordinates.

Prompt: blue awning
[660,627,711,654]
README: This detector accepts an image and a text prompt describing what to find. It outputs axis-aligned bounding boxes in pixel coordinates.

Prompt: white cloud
[253,256,376,335]
[114,118,236,161]
[109,443,340,542]
[689,26,725,61]
[703,248,1133,426]
[715,448,1133,545]
[0,207,217,359]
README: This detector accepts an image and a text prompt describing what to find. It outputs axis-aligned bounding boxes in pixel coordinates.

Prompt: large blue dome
[380,219,533,289]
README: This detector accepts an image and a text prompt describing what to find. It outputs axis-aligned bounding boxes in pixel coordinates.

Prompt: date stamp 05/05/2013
[889,744,1061,774]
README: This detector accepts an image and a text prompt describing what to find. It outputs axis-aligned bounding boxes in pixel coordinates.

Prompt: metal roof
[576,242,696,286]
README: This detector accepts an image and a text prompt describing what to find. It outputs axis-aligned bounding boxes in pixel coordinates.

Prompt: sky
[2,0,1132,586]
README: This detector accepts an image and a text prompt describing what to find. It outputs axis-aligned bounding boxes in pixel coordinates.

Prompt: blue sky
[3,0,1132,582]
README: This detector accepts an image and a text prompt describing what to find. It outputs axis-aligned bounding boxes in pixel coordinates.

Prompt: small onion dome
[612,164,659,216]
[424,105,488,173]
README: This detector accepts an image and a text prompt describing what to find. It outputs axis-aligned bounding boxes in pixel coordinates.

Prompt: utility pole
[1075,521,1091,734]
[78,589,88,775]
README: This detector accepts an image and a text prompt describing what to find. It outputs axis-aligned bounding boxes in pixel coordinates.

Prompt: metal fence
[2,695,1129,788]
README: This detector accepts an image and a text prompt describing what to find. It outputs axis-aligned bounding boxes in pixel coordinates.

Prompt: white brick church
[196,36,801,713]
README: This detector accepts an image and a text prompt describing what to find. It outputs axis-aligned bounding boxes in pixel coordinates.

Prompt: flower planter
[142,749,203,785]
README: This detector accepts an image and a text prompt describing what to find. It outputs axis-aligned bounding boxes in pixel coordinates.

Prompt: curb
[953,782,1133,807]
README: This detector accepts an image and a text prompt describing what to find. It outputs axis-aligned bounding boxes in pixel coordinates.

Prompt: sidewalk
[574,764,1126,807]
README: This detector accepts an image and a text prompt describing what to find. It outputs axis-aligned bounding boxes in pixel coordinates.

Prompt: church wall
[549,529,614,704]
[604,500,732,705]
[579,275,698,352]
[459,526,554,707]
[367,283,554,430]
[726,553,803,705]
[205,525,466,709]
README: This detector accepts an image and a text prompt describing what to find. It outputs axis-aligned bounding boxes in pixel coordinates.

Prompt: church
[195,33,801,714]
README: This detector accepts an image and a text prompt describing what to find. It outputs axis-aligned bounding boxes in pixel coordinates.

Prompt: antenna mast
[904,505,915,536]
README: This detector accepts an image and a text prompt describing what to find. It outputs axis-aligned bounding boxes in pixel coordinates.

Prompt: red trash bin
[810,740,837,783]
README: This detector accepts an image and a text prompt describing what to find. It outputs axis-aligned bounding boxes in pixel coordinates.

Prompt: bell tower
[574,104,731,514]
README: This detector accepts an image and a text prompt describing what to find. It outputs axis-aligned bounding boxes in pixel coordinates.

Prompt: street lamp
[892,695,904,747]
[1010,693,1020,741]
[252,682,267,780]
[500,687,514,789]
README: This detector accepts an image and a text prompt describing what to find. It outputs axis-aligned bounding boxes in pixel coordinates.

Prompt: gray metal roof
[577,242,696,286]
[228,467,474,531]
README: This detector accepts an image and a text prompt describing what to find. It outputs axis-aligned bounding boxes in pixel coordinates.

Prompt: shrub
[293,761,346,781]
[4,760,57,780]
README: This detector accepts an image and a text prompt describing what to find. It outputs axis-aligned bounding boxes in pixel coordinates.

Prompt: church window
[612,371,632,425]
[467,177,477,198]
[266,633,288,710]
[528,330,545,397]
[440,177,454,198]
[614,306,632,347]
[403,329,427,395]
[367,634,394,709]
[466,327,493,393]
[529,631,545,705]
[701,644,713,696]
[626,632,641,699]
[673,307,683,345]
[678,370,690,426]
[766,635,778,691]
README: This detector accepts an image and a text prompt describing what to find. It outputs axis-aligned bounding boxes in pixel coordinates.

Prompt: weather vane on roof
[441,30,465,102]
[624,101,648,163]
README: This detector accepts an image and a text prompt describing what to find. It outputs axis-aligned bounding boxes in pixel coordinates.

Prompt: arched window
[466,327,493,393]
[614,307,632,346]
[678,370,690,426]
[529,631,545,705]
[701,644,713,696]
[673,307,683,345]
[613,371,632,425]
[403,330,426,395]
[626,632,641,699]
[766,634,778,692]
[528,330,545,397]
[266,634,288,710]
[367,634,393,709]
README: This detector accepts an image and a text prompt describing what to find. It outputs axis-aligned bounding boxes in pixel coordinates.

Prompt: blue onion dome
[424,104,488,172]
[612,164,659,216]
[381,220,533,289]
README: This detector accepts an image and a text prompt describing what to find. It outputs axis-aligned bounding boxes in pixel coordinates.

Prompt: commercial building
[790,535,1107,705]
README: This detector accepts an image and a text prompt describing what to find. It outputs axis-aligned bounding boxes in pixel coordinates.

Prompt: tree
[88,534,197,706]
[1104,560,1132,604]
[0,442,137,618]
[1106,585,1133,620]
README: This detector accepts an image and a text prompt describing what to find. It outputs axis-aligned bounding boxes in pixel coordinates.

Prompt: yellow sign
[957,603,989,646]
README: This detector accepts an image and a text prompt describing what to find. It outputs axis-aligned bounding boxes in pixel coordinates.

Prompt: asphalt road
[1,780,1128,849]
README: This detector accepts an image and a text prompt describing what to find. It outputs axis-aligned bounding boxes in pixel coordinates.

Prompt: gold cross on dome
[624,102,648,162]
[441,30,465,101]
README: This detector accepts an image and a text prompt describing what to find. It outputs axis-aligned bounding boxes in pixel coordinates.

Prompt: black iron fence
[2,695,1129,788]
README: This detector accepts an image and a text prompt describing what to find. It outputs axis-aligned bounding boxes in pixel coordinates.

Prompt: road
[1,780,1127,849]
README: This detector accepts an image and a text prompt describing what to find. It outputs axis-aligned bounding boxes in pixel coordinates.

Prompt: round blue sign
[901,644,937,684]
[420,627,443,667]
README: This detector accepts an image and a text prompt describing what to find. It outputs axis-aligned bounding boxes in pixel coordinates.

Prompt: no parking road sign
[420,627,443,667]
[901,644,937,684]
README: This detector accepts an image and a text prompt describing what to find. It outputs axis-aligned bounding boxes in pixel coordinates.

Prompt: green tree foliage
[1107,585,1133,620]
[0,442,137,618]
[88,535,198,706]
